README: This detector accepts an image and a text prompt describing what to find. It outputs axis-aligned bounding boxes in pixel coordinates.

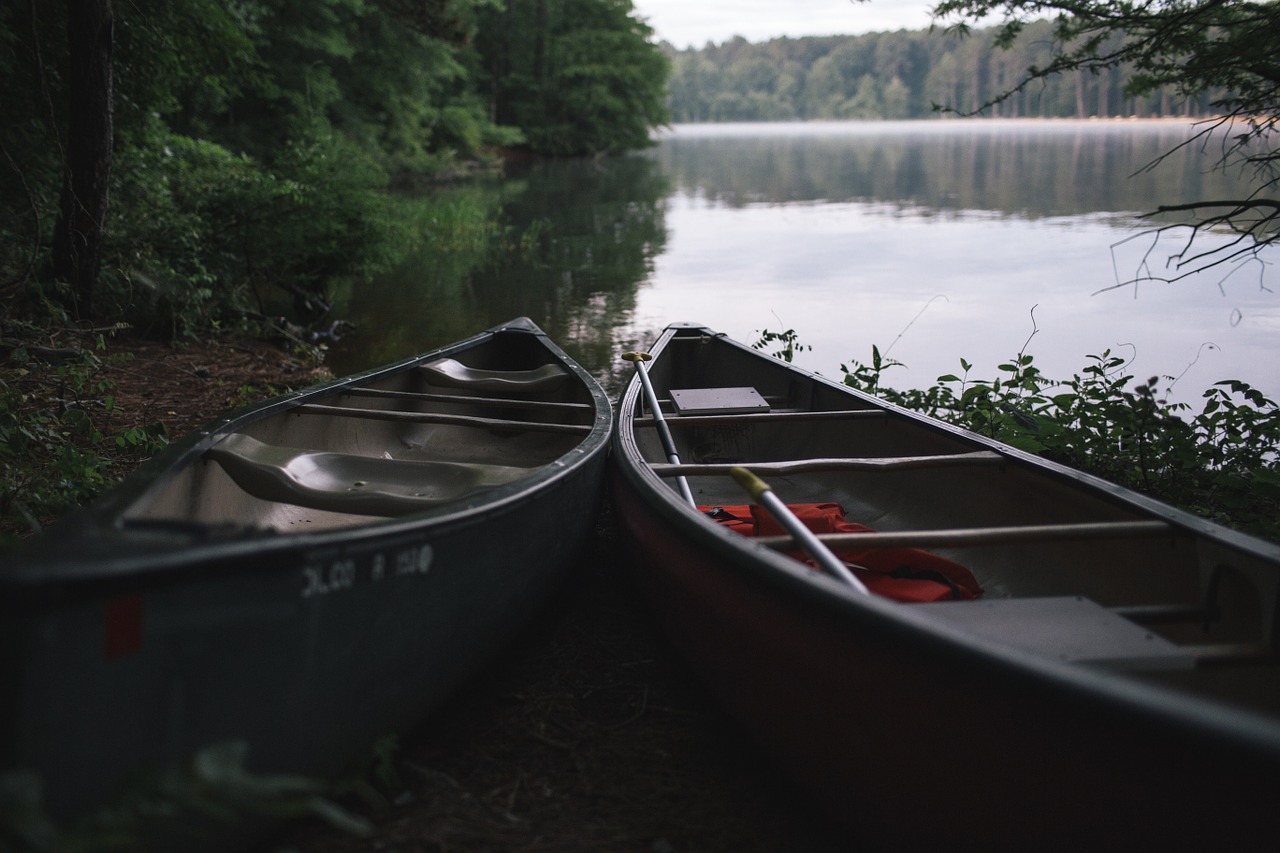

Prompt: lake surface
[332,120,1279,405]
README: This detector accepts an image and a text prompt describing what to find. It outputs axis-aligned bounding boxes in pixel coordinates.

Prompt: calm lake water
[331,120,1279,406]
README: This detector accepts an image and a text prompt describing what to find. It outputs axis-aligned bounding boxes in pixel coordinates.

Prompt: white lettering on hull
[300,544,433,598]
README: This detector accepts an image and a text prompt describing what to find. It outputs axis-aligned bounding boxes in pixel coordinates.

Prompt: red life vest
[700,502,981,603]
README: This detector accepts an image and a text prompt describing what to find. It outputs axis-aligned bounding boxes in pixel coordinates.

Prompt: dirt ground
[95,336,333,442]
[95,336,853,853]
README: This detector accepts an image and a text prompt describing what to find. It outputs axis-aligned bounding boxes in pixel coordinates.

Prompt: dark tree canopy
[0,0,670,334]
[476,0,670,157]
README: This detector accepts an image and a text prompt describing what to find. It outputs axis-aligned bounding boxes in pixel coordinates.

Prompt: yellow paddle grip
[729,466,770,502]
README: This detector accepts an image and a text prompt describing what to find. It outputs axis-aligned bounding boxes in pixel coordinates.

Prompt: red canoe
[611,322,1280,850]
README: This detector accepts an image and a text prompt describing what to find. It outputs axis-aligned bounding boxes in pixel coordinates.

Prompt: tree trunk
[970,54,981,114]
[534,0,547,87]
[50,0,114,321]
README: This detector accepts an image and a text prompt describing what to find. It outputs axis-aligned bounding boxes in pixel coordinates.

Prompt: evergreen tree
[661,24,1204,124]
[476,0,670,156]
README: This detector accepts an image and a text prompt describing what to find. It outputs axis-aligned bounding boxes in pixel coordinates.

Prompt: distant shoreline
[655,117,1210,138]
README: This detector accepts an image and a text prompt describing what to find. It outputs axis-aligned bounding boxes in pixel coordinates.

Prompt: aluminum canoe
[1,317,612,841]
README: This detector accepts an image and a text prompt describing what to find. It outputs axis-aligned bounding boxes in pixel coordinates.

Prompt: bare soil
[95,336,332,442]
[97,337,852,853]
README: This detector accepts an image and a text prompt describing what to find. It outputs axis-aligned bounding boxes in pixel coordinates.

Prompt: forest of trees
[0,0,669,337]
[663,21,1217,123]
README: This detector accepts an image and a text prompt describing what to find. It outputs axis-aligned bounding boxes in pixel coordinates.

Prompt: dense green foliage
[476,0,671,156]
[664,22,1209,123]
[0,329,166,548]
[0,0,669,337]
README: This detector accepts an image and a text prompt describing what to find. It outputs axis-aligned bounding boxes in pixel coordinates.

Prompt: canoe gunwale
[611,322,1280,770]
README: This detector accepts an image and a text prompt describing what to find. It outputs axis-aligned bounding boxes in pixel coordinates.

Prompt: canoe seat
[418,358,567,394]
[205,434,531,517]
[669,386,770,415]
[922,596,1197,672]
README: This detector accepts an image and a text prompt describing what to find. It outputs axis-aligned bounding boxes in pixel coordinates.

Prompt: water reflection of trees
[652,125,1255,218]
[330,155,668,384]
[478,155,669,389]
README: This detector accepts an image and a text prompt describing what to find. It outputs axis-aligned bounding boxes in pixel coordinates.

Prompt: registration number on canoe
[300,543,434,598]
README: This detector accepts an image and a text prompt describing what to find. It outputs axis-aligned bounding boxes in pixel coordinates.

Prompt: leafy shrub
[0,335,165,548]
[752,327,811,363]
[106,127,393,341]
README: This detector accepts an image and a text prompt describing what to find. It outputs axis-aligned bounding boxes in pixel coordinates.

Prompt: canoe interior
[626,328,1280,720]
[125,329,597,533]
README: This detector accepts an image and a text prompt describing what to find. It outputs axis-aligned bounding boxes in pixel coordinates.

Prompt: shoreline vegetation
[660,22,1222,124]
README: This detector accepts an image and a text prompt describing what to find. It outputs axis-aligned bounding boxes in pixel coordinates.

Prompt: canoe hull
[611,322,1280,849]
[1,319,611,834]
[612,467,1278,848]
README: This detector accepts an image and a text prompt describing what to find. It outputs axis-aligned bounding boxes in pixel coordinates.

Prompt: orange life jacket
[700,502,981,603]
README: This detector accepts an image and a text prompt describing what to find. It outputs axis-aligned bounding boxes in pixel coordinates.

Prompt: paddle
[622,351,697,507]
[729,466,870,594]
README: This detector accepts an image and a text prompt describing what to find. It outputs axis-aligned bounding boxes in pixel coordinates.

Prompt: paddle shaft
[731,467,870,594]
[622,352,696,507]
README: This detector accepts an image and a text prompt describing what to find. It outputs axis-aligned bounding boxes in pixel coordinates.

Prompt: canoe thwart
[923,596,1196,671]
[418,358,567,394]
[755,520,1175,551]
[636,409,887,428]
[294,403,591,434]
[205,434,532,516]
[652,451,1005,477]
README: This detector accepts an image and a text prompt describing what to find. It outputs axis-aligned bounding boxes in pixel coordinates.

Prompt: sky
[631,0,939,48]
